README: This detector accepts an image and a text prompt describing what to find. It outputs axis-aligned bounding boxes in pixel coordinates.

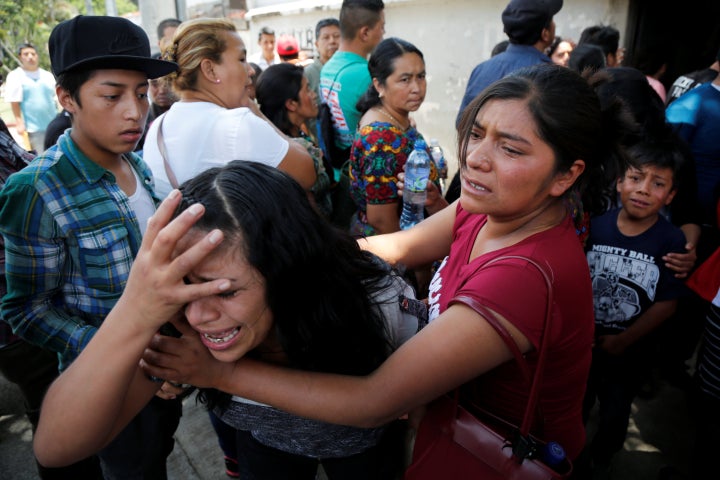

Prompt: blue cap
[542,441,566,467]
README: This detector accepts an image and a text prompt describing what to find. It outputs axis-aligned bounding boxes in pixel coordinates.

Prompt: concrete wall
[139,0,183,53]
[244,0,630,177]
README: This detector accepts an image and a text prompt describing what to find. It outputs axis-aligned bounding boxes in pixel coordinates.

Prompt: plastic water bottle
[429,138,448,180]
[400,139,431,230]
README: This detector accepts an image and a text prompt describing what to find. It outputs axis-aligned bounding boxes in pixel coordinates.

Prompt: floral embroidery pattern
[349,122,438,237]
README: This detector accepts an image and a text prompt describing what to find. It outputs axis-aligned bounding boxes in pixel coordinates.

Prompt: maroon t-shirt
[427,204,594,459]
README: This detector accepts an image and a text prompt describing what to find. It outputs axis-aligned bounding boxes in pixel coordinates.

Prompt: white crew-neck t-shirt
[142,101,289,198]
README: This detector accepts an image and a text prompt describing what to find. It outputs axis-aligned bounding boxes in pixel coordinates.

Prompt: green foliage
[67,0,138,16]
[0,0,139,72]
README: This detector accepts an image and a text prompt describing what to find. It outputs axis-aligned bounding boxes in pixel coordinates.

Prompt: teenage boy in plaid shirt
[0,16,183,479]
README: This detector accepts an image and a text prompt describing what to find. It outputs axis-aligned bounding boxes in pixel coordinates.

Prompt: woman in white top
[142,18,315,198]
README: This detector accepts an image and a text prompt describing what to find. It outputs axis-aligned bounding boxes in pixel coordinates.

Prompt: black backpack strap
[399,294,429,332]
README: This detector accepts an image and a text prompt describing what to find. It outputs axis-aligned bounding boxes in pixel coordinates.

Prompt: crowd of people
[0,0,718,479]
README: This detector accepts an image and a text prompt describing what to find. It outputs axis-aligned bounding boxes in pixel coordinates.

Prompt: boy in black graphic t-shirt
[582,139,687,471]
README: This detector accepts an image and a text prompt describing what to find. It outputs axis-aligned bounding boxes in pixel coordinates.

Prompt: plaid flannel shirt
[0,130,158,369]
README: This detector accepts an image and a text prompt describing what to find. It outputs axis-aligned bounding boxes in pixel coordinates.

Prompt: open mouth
[202,327,241,348]
[464,176,489,193]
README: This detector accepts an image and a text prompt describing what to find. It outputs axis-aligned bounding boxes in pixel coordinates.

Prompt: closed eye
[502,145,522,156]
[218,290,239,299]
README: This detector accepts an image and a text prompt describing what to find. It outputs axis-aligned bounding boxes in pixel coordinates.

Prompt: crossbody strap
[155,114,180,189]
[321,62,354,105]
[320,62,358,107]
[448,255,555,440]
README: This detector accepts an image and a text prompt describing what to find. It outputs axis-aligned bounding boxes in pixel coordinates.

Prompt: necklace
[375,107,409,131]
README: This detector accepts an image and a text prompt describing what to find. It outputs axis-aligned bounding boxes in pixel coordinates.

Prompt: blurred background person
[257,63,333,219]
[578,24,624,67]
[569,43,606,75]
[247,62,262,101]
[305,18,341,140]
[666,44,720,106]
[546,35,575,67]
[456,0,563,126]
[305,18,341,97]
[157,18,181,53]
[632,46,669,102]
[490,39,510,57]
[277,34,301,64]
[3,43,58,152]
[147,74,178,125]
[136,72,179,154]
[249,26,280,69]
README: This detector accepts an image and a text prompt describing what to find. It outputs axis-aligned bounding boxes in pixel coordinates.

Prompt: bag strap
[448,255,554,443]
[155,114,180,189]
[451,295,533,382]
[321,62,353,105]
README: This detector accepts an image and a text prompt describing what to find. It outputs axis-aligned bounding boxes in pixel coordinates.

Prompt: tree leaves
[0,0,139,72]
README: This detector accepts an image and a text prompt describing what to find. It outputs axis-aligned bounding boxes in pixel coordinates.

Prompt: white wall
[247,0,630,177]
[139,0,182,53]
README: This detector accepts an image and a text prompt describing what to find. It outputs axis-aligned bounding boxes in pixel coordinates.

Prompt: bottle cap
[429,138,440,147]
[415,139,426,150]
[542,441,566,467]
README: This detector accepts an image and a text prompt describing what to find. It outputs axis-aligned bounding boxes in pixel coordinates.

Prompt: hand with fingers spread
[116,189,229,333]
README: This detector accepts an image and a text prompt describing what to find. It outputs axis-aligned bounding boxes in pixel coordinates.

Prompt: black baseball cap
[49,15,178,78]
[502,0,563,45]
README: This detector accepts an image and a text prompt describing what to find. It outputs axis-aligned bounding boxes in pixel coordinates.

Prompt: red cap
[277,34,299,56]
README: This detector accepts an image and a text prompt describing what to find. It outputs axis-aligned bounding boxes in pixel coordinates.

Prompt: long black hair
[178,161,395,377]
[256,63,305,136]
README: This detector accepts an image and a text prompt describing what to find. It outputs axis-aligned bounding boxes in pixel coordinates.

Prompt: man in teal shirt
[320,0,385,158]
